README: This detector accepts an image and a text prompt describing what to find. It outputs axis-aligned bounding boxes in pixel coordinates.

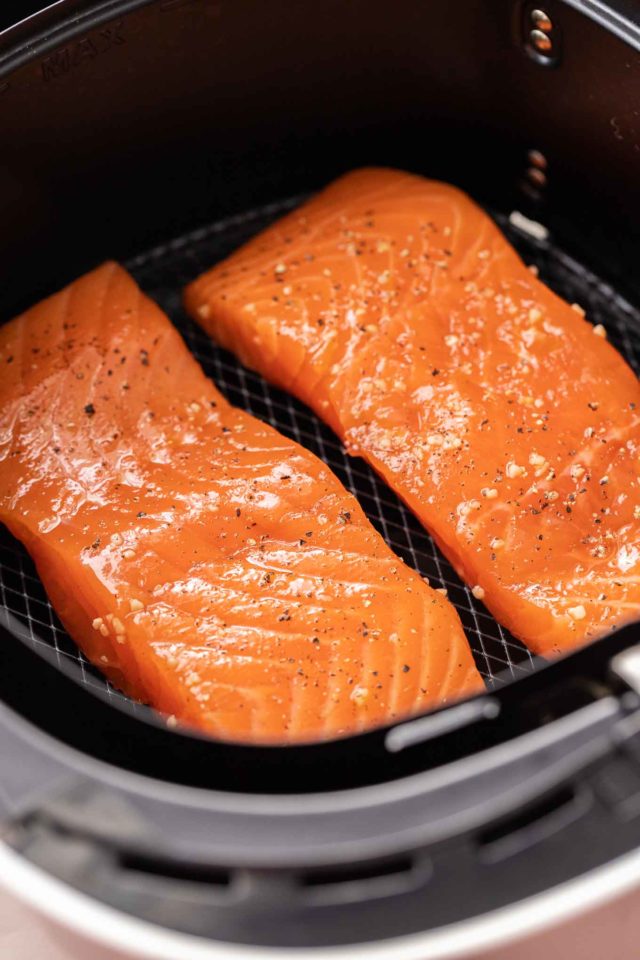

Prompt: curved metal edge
[0,0,155,72]
[561,0,640,52]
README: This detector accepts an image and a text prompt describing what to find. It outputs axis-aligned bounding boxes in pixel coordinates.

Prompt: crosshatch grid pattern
[2,195,639,718]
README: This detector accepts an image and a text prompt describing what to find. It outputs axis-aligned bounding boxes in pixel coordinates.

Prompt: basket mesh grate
[2,196,640,715]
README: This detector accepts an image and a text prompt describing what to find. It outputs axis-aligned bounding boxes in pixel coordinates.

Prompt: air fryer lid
[2,0,640,950]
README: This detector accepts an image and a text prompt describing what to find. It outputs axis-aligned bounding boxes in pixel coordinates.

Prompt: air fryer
[1,1,640,957]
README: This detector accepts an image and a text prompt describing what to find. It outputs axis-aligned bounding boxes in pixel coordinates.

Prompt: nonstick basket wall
[2,193,639,720]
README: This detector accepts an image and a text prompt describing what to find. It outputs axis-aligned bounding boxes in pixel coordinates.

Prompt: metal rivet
[527,149,548,170]
[531,8,553,33]
[526,167,547,188]
[530,28,553,54]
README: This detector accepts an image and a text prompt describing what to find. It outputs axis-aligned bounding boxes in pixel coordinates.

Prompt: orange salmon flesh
[185,167,640,656]
[0,262,481,743]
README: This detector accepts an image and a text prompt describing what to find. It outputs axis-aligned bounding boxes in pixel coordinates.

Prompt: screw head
[526,167,547,188]
[531,8,553,32]
[530,28,553,54]
[527,149,548,170]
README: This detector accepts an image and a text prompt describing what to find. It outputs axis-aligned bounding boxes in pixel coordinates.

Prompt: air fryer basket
[2,0,640,952]
[5,194,639,713]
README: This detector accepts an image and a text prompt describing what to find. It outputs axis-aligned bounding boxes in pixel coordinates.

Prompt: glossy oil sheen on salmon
[0,262,481,743]
[185,167,640,656]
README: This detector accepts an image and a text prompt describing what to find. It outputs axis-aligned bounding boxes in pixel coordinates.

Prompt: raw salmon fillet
[185,167,640,657]
[0,262,481,743]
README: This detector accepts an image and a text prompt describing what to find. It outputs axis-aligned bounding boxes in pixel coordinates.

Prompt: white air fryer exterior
[2,841,640,960]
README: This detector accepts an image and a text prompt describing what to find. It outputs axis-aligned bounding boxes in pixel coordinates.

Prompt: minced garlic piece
[506,462,526,479]
[350,685,369,704]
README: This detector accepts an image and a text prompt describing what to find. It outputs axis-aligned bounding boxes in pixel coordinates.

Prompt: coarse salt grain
[122,549,136,559]
[197,304,210,319]
[472,585,485,600]
[129,598,144,612]
[568,605,586,621]
[92,617,104,631]
[592,324,606,338]
[571,303,585,316]
[491,538,505,549]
